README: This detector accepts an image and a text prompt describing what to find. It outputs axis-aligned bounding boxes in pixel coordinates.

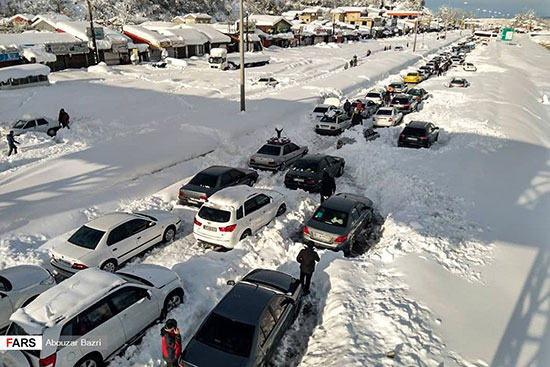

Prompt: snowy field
[1,31,550,367]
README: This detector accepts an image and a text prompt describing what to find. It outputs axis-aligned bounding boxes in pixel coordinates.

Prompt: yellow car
[404,72,423,84]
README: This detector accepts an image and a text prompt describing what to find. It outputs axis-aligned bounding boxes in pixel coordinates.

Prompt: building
[123,24,174,60]
[174,13,212,25]
[239,15,292,35]
[182,24,231,51]
[30,15,72,32]
[0,31,89,70]
[8,14,36,26]
[299,7,323,24]
[332,7,367,25]
[385,11,422,20]
[282,10,304,21]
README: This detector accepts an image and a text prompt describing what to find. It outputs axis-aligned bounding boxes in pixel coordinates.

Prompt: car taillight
[404,103,410,107]
[388,118,393,122]
[316,124,320,128]
[179,190,185,198]
[268,161,275,165]
[303,226,310,235]
[194,217,202,226]
[399,133,405,137]
[71,263,87,270]
[389,103,393,106]
[199,195,208,200]
[250,158,256,163]
[419,136,429,140]
[330,126,335,130]
[306,179,316,185]
[284,175,291,182]
[335,235,348,243]
[219,224,237,232]
[39,353,56,367]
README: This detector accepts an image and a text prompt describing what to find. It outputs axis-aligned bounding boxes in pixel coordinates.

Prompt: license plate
[313,232,330,241]
[321,125,329,128]
[204,225,217,232]
[407,137,417,141]
[57,258,71,267]
[294,178,305,182]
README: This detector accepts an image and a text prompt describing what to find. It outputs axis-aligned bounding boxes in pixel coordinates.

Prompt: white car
[372,107,403,127]
[3,117,60,137]
[364,88,389,105]
[193,186,286,249]
[5,265,184,367]
[310,104,336,121]
[50,211,181,277]
[463,62,477,71]
[315,108,352,135]
[0,265,55,332]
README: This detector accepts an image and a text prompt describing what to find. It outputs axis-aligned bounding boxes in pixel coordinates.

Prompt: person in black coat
[343,99,351,116]
[58,108,70,129]
[320,171,336,203]
[6,131,19,156]
[296,242,320,295]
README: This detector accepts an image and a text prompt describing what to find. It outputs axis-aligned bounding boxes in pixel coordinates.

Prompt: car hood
[116,264,178,289]
[51,241,94,263]
[182,340,250,367]
[180,183,214,196]
[306,218,348,236]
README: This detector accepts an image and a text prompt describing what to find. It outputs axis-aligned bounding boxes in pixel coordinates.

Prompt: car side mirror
[146,290,153,300]
[149,222,157,228]
[282,297,295,306]
[227,280,236,286]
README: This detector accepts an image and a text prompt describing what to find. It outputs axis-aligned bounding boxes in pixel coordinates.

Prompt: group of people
[5,108,70,157]
[343,98,364,126]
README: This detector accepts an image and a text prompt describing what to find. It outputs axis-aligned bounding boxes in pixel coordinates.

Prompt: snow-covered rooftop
[180,13,212,20]
[123,25,172,48]
[21,46,57,63]
[10,268,125,334]
[9,14,36,22]
[0,31,83,48]
[248,15,289,27]
[0,64,50,83]
[181,24,230,44]
[157,27,208,46]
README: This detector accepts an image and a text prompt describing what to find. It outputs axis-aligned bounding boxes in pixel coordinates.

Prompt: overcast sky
[424,0,550,17]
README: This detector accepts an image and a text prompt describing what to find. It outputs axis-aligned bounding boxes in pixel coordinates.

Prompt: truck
[208,48,270,70]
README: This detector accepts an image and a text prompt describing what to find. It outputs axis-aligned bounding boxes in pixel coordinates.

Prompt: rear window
[198,206,231,223]
[292,160,319,172]
[257,145,281,156]
[196,313,255,357]
[376,109,392,116]
[68,225,105,250]
[312,207,348,228]
[189,173,218,189]
[403,127,427,136]
[8,323,40,357]
[313,107,328,113]
[409,89,421,95]
[366,92,381,98]
[392,97,409,104]
[407,73,418,76]
[389,83,402,88]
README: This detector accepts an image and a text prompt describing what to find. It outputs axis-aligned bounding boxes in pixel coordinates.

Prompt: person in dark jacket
[6,131,19,157]
[58,108,70,129]
[320,171,336,203]
[343,99,351,116]
[161,319,181,367]
[296,242,320,295]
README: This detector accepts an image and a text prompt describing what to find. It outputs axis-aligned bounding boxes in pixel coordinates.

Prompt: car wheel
[47,128,57,137]
[163,226,176,243]
[337,164,345,177]
[74,354,103,367]
[276,203,287,217]
[240,229,252,241]
[100,260,117,273]
[161,289,184,320]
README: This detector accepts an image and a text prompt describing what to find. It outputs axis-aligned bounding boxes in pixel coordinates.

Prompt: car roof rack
[267,128,291,145]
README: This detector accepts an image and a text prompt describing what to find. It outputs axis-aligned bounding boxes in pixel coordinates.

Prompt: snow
[156,27,208,46]
[182,24,231,44]
[0,31,83,48]
[21,46,57,63]
[1,31,550,367]
[0,64,50,83]
[87,62,119,74]
[10,268,125,334]
[123,24,172,47]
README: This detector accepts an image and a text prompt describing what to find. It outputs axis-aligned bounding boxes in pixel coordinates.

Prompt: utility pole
[412,18,418,51]
[239,0,245,111]
[86,0,99,64]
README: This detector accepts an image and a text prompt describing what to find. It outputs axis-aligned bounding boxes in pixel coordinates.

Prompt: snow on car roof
[207,186,267,209]
[85,212,135,231]
[10,268,125,334]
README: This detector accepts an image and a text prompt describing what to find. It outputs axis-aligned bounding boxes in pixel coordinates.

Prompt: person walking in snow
[320,171,336,203]
[6,131,20,157]
[383,45,387,51]
[58,108,70,129]
[366,49,371,57]
[296,242,320,295]
[161,319,181,367]
[352,55,358,67]
[343,99,351,116]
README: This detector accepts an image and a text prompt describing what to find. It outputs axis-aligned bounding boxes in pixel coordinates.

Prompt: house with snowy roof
[8,14,36,26]
[238,15,292,35]
[173,13,212,25]
[299,7,324,24]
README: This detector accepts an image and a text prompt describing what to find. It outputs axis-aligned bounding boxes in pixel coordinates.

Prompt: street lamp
[239,0,245,111]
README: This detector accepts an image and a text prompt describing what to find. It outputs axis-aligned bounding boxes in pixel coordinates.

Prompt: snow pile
[166,58,188,68]
[542,94,549,105]
[87,62,119,74]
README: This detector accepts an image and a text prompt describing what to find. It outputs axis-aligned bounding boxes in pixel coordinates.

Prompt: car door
[230,169,247,185]
[219,171,234,190]
[348,207,363,242]
[125,218,160,256]
[106,222,134,263]
[244,197,262,232]
[36,118,50,133]
[255,193,275,225]
[268,296,293,346]
[23,120,37,132]
[325,157,339,177]
[282,144,293,165]
[289,143,303,164]
[108,286,159,343]
[71,298,126,360]
[257,307,278,362]
[0,292,14,330]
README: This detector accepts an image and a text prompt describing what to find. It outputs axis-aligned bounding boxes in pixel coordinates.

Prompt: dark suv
[181,269,303,367]
[284,154,345,192]
[398,121,439,148]
[178,166,258,206]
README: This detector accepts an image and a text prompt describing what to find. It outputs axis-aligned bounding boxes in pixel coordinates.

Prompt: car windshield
[198,206,231,223]
[312,207,348,228]
[366,92,381,98]
[13,120,27,128]
[67,225,105,250]
[389,83,402,88]
[292,160,319,172]
[376,109,392,116]
[209,57,223,64]
[313,107,328,113]
[116,273,154,287]
[403,127,427,136]
[259,78,270,82]
[196,313,255,357]
[409,89,421,95]
[257,145,281,156]
[407,73,418,77]
[189,173,218,189]
[451,79,464,84]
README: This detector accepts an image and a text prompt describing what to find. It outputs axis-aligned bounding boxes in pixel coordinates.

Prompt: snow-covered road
[1,32,549,367]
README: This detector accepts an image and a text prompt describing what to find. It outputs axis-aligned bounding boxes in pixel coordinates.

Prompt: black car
[407,88,429,102]
[363,128,380,141]
[389,94,418,113]
[178,166,258,206]
[181,269,302,367]
[284,154,345,192]
[418,65,433,76]
[398,121,439,148]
